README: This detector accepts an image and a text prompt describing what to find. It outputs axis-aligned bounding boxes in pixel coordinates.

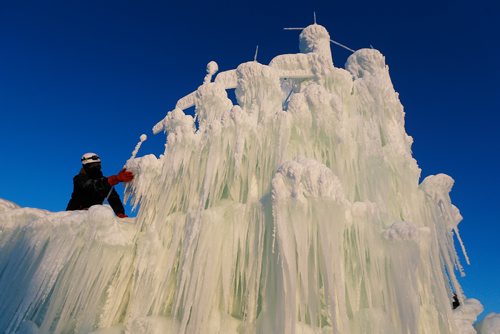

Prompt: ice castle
[0,23,495,333]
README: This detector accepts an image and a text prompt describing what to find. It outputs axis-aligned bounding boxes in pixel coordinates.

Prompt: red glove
[108,169,134,186]
[117,213,128,218]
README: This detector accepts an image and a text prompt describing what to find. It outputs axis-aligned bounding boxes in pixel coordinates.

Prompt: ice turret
[299,24,333,66]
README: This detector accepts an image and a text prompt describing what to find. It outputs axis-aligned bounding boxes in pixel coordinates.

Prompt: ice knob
[203,61,219,84]
[299,24,333,66]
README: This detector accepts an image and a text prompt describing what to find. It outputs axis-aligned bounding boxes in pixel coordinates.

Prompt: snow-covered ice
[453,299,484,334]
[0,205,135,333]
[1,23,498,333]
[0,198,20,212]
[476,313,500,334]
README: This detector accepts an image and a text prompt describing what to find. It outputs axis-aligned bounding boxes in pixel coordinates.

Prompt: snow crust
[1,23,497,333]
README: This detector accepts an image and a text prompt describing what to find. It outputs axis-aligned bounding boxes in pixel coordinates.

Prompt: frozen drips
[130,134,147,161]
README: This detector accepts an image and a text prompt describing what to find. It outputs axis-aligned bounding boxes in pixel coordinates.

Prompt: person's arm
[107,188,126,216]
[107,169,134,186]
[107,169,134,217]
[75,168,133,195]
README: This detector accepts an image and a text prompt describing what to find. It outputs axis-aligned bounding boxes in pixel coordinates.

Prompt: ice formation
[1,23,496,333]
[475,313,500,334]
[453,299,484,334]
[129,134,148,162]
[0,198,20,212]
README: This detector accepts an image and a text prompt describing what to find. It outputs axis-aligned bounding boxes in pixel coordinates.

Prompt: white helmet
[81,152,101,165]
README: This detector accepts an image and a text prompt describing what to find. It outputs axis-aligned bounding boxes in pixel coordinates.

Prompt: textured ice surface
[0,198,20,212]
[0,204,136,333]
[453,299,484,334]
[476,313,500,334]
[1,23,497,333]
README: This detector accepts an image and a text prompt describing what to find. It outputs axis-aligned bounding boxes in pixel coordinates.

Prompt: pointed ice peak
[299,24,333,66]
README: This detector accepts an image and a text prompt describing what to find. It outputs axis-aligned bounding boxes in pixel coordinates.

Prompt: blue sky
[1,0,498,319]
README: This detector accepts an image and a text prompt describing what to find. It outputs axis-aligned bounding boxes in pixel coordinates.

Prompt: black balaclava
[84,162,103,178]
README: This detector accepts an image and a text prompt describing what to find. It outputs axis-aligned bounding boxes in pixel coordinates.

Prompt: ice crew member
[66,153,134,217]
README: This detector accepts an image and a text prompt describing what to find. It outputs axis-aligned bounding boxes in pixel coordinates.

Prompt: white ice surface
[0,198,20,212]
[0,204,136,333]
[453,299,484,334]
[476,313,500,334]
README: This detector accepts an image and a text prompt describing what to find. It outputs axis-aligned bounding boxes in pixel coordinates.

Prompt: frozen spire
[299,24,333,65]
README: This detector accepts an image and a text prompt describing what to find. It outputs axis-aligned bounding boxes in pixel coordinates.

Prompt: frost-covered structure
[0,24,496,333]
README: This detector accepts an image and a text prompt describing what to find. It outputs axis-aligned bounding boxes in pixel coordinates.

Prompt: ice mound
[272,158,346,202]
[345,49,386,78]
[383,220,419,241]
[453,299,484,334]
[476,313,500,334]
[2,23,498,333]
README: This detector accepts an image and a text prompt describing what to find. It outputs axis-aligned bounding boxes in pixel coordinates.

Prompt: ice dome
[345,48,387,79]
[299,24,333,65]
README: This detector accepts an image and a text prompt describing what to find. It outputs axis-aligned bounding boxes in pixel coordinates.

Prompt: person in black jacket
[66,153,134,217]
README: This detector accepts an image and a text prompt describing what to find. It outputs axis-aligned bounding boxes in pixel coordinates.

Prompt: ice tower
[0,24,489,334]
[299,24,334,65]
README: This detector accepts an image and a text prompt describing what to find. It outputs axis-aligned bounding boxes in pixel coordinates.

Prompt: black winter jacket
[66,169,125,215]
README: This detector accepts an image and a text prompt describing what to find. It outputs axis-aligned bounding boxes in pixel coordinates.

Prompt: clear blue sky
[1,0,498,319]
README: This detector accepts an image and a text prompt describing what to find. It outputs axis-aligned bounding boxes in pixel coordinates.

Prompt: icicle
[130,134,148,160]
[454,226,471,265]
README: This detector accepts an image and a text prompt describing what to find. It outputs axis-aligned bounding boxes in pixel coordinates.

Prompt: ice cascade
[0,24,488,333]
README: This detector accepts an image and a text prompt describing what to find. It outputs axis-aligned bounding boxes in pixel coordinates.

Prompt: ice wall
[127,25,472,333]
[0,205,136,333]
[0,24,490,333]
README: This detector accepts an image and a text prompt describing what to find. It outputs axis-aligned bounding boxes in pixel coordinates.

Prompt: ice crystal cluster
[1,24,495,333]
